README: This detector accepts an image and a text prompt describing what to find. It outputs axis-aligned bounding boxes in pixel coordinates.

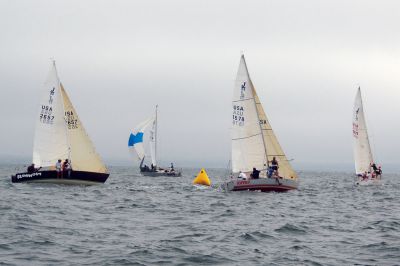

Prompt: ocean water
[1,164,399,265]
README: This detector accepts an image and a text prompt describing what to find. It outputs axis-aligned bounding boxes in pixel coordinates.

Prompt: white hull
[222,177,298,192]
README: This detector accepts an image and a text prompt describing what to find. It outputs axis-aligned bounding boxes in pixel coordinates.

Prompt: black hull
[11,170,109,185]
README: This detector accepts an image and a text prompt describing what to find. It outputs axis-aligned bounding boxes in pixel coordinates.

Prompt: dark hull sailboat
[12,170,109,185]
[11,61,109,185]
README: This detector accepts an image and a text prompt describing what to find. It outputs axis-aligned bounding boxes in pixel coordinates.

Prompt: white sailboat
[12,61,109,184]
[128,106,181,177]
[353,87,382,185]
[223,55,298,192]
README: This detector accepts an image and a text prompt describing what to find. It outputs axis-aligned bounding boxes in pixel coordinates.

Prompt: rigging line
[232,133,262,141]
[232,97,254,103]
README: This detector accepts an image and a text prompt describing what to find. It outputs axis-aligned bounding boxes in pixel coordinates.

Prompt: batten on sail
[353,87,374,175]
[61,84,108,174]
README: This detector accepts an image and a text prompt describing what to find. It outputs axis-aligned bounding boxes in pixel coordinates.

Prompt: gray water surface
[1,164,399,265]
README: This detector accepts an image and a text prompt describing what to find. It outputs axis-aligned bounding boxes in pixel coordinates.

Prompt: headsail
[253,87,297,179]
[128,116,156,163]
[353,87,373,174]
[231,55,297,179]
[33,62,69,167]
[231,55,266,174]
[61,84,108,174]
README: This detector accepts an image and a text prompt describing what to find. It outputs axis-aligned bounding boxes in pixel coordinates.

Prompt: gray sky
[1,0,399,169]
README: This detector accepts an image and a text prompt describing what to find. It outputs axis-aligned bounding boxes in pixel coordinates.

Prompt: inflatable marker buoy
[193,168,211,186]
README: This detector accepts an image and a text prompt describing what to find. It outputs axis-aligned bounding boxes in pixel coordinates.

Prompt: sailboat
[11,61,109,184]
[353,87,382,185]
[222,55,298,192]
[128,106,181,177]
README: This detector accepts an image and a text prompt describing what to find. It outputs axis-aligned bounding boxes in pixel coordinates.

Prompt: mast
[53,60,71,162]
[155,105,158,166]
[242,55,269,169]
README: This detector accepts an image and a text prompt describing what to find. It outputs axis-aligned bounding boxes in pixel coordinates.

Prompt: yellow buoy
[193,168,211,186]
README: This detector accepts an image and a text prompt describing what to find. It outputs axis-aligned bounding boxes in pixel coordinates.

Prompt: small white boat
[128,106,181,177]
[352,87,382,185]
[222,55,298,192]
[12,61,109,184]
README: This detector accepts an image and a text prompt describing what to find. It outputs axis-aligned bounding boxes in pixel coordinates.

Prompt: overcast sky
[0,0,399,170]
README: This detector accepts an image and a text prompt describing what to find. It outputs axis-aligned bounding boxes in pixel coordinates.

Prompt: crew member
[238,171,247,180]
[56,159,62,178]
[63,159,72,178]
[251,167,260,179]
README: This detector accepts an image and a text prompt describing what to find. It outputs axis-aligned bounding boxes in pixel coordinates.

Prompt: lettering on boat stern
[237,180,250,185]
[16,172,42,180]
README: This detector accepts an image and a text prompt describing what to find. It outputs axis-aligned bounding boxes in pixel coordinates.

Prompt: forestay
[61,84,108,173]
[33,62,69,167]
[353,87,373,174]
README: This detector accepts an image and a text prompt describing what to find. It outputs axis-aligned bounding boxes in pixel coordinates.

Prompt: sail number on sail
[39,88,56,124]
[232,105,245,126]
[65,111,78,130]
[353,123,359,138]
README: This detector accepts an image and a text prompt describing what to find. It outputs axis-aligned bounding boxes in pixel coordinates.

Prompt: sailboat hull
[355,175,383,186]
[11,170,109,185]
[223,177,298,192]
[140,169,182,177]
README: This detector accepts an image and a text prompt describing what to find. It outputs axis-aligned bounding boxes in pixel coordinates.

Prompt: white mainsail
[353,87,373,175]
[231,55,297,179]
[61,84,108,173]
[33,62,69,167]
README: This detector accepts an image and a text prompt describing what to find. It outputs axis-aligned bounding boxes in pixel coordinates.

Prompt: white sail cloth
[32,62,108,174]
[33,63,70,167]
[353,88,373,175]
[128,116,156,165]
[231,55,297,179]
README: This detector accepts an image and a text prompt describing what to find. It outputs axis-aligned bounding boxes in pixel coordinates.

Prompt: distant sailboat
[128,106,181,177]
[353,87,382,185]
[11,61,109,184]
[223,55,298,192]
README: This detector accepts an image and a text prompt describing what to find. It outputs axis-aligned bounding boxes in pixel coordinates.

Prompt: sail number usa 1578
[233,105,245,126]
